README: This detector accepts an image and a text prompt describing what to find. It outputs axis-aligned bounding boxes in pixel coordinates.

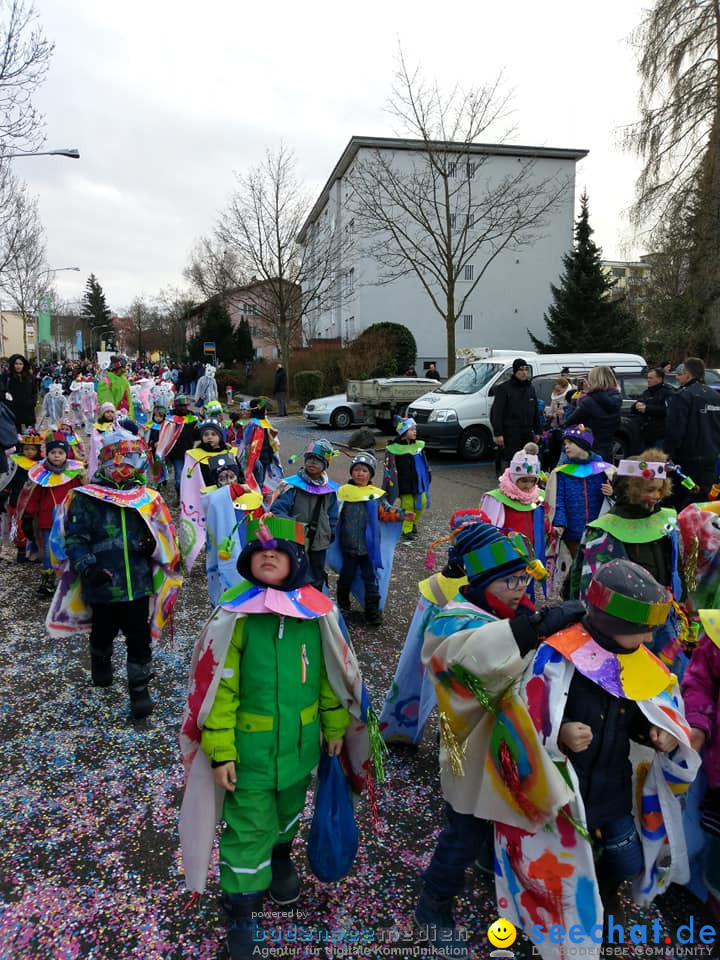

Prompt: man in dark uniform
[665,357,720,507]
[490,358,541,469]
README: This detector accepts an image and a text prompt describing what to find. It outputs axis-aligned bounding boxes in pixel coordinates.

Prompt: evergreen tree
[529,193,642,353]
[234,317,254,362]
[190,296,235,365]
[81,273,112,327]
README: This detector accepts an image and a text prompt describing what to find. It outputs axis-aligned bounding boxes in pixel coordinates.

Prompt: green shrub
[355,322,417,374]
[293,370,324,406]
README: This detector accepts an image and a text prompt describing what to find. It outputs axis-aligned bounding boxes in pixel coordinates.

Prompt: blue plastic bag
[307,752,359,882]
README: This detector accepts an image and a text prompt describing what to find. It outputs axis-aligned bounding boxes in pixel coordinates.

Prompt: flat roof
[297,135,589,241]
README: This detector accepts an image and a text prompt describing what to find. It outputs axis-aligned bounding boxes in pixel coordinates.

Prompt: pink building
[186,279,303,361]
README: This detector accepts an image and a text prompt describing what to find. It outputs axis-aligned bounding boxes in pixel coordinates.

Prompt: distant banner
[75,328,83,352]
[37,299,51,343]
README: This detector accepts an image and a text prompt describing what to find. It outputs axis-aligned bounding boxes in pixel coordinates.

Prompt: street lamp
[3,148,80,159]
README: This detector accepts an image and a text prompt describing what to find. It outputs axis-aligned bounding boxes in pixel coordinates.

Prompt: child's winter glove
[510,600,586,655]
[84,566,113,588]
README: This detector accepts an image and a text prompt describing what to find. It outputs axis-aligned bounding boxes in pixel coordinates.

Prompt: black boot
[221,891,265,960]
[269,842,300,905]
[90,648,113,687]
[414,888,469,958]
[37,569,56,597]
[337,586,351,611]
[365,594,382,626]
[127,660,154,720]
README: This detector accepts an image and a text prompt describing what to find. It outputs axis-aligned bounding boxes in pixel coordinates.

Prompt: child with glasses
[414,519,585,957]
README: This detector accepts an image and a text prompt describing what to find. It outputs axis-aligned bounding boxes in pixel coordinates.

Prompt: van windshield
[437,362,504,395]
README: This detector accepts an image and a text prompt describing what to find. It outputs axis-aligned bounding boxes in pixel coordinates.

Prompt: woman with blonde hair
[564,364,621,463]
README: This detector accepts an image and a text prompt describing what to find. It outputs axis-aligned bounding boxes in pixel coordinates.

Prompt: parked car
[303,394,366,430]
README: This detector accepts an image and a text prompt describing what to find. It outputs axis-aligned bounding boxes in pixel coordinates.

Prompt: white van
[406,349,647,460]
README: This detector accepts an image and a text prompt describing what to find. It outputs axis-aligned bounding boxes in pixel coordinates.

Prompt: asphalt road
[0,417,710,960]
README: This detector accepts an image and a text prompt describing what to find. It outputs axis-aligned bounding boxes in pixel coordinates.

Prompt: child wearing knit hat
[491,559,697,953]
[14,434,84,595]
[269,439,339,591]
[414,520,586,956]
[480,441,545,563]
[383,417,431,541]
[544,424,612,594]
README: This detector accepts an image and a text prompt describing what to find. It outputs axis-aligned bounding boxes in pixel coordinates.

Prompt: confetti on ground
[0,485,714,960]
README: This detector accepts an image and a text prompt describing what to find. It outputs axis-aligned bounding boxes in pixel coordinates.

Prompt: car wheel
[458,427,491,461]
[330,407,353,430]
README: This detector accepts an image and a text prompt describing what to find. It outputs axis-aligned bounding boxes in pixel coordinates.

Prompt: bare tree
[626,0,720,342]
[154,286,196,359]
[0,0,54,154]
[348,51,571,376]
[183,235,246,300]
[215,144,338,374]
[626,0,720,233]
[0,179,48,355]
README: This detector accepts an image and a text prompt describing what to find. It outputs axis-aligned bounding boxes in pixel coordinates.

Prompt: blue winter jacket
[553,455,608,541]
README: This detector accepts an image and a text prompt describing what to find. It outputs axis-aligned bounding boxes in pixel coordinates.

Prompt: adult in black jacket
[2,354,37,430]
[273,363,287,416]
[564,365,621,463]
[490,358,541,467]
[665,356,720,506]
[629,366,673,451]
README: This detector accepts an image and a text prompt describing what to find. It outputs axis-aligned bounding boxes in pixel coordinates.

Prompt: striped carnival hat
[452,521,531,591]
[237,515,311,590]
[586,559,671,636]
[247,515,305,547]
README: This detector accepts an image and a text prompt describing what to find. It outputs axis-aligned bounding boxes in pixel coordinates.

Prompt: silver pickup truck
[346,377,441,432]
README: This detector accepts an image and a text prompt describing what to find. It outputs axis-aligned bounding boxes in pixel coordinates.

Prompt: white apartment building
[298,136,587,375]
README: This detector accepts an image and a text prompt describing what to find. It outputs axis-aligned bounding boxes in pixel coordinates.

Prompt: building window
[344,267,355,295]
[611,267,626,279]
[449,213,456,228]
[447,161,457,178]
[464,264,474,281]
[467,212,475,227]
[463,313,473,330]
[466,162,476,178]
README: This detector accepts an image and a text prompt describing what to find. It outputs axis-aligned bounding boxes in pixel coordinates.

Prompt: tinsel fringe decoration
[498,739,542,823]
[449,663,497,713]
[366,707,388,785]
[684,535,699,594]
[438,711,466,777]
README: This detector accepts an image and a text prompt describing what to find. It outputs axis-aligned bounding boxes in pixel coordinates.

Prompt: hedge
[293,370,324,406]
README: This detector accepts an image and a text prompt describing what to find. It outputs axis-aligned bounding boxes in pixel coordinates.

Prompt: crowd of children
[7,356,720,960]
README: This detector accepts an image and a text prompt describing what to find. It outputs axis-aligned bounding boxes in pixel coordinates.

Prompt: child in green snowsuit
[197,515,352,960]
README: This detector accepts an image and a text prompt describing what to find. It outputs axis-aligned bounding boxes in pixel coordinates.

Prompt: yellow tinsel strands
[684,536,699,594]
[438,711,466,777]
[365,707,388,785]
[671,601,690,647]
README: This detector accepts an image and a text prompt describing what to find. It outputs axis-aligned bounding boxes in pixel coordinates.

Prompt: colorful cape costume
[155,414,198,461]
[571,508,686,675]
[678,501,720,610]
[88,422,116,479]
[178,581,372,893]
[481,488,547,601]
[493,625,699,959]
[326,483,403,611]
[46,484,182,643]
[379,572,466,744]
[202,486,264,606]
[178,445,238,572]
[544,459,611,594]
[238,418,284,496]
[383,439,431,510]
[97,370,134,417]
[277,472,339,497]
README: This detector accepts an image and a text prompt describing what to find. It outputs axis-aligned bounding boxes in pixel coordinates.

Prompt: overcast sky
[23,0,649,314]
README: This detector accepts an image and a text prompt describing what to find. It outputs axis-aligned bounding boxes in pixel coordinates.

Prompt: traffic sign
[203,341,216,353]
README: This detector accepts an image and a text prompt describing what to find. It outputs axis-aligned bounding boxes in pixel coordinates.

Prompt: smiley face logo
[488,918,517,949]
